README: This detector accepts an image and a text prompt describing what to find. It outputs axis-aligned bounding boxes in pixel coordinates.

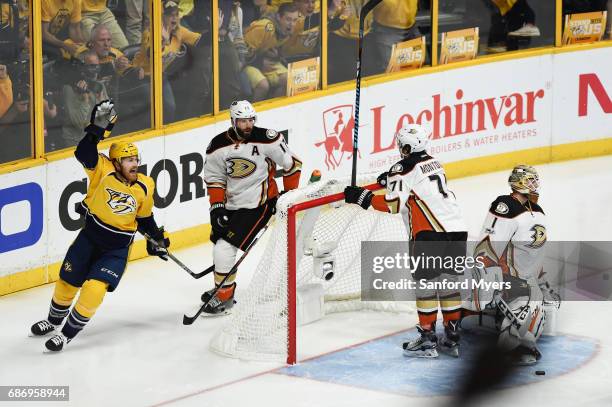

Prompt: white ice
[1,155,611,407]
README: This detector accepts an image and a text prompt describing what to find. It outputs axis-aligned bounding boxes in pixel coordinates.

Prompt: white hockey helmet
[395,123,430,156]
[230,100,257,132]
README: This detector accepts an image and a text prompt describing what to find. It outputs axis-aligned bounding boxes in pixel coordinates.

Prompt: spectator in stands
[132,0,209,123]
[363,0,419,76]
[180,0,211,33]
[243,0,279,28]
[281,0,342,60]
[84,24,131,94]
[243,2,300,100]
[1,0,29,41]
[496,0,540,37]
[62,51,109,147]
[81,0,129,50]
[42,0,86,59]
[125,0,149,45]
[328,0,372,84]
[0,64,12,121]
[0,62,31,161]
[219,0,246,109]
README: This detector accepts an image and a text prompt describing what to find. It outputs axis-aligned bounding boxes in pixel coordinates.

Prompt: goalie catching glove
[344,186,373,210]
[146,226,170,261]
[85,99,118,141]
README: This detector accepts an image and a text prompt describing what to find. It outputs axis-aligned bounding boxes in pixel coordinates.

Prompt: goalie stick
[351,0,384,186]
[182,223,271,325]
[144,233,215,279]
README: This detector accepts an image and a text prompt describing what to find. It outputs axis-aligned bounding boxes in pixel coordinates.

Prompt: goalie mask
[395,124,430,157]
[508,165,540,197]
[230,100,257,138]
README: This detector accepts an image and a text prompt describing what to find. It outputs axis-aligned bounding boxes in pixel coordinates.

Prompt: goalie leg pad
[496,282,545,354]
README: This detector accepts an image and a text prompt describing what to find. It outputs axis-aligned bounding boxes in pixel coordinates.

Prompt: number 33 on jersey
[204,128,302,210]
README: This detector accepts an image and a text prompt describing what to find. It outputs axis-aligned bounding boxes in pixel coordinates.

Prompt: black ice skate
[44,334,70,352]
[439,320,460,357]
[29,320,58,337]
[200,284,236,316]
[403,325,438,358]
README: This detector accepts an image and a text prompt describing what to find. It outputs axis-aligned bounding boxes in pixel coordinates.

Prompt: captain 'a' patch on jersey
[105,188,138,214]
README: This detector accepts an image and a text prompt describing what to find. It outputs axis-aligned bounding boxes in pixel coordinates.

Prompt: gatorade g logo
[106,188,137,214]
[226,158,257,179]
[0,183,44,254]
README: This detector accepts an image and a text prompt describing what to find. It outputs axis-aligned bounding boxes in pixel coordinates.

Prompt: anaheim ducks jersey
[475,195,547,281]
[80,154,156,249]
[204,127,302,210]
[375,152,466,240]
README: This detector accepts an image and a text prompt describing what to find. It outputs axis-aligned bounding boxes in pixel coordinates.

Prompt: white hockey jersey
[374,152,466,239]
[475,195,547,282]
[204,127,302,210]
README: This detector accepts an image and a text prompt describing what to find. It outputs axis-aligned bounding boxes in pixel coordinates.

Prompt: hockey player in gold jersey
[202,100,302,315]
[30,100,170,352]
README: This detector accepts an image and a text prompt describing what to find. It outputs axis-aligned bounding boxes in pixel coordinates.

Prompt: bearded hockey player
[464,165,559,365]
[202,100,302,315]
[29,100,169,352]
[344,123,467,358]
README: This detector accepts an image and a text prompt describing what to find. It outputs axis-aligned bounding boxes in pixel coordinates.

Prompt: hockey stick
[182,223,271,325]
[351,0,383,186]
[144,233,215,279]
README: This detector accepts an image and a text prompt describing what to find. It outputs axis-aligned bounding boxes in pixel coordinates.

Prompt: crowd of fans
[0,0,610,163]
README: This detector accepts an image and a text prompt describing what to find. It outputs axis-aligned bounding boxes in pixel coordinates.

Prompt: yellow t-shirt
[82,0,107,13]
[332,0,372,39]
[373,0,417,30]
[0,76,13,118]
[133,26,201,75]
[83,154,155,233]
[42,0,81,36]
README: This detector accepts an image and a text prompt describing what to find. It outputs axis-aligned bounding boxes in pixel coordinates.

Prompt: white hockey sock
[213,239,238,286]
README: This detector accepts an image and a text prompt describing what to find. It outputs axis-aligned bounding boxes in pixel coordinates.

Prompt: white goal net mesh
[209,175,416,362]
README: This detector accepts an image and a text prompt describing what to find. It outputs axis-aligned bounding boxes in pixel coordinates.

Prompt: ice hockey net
[210,175,415,364]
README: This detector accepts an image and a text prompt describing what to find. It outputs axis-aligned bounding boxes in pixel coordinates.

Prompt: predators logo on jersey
[105,188,137,215]
[528,224,547,248]
[226,158,257,179]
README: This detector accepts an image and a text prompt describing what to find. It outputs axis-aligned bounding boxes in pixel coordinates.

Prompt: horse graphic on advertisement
[315,105,361,171]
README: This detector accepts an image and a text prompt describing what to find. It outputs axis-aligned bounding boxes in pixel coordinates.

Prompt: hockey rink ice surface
[2,155,612,407]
